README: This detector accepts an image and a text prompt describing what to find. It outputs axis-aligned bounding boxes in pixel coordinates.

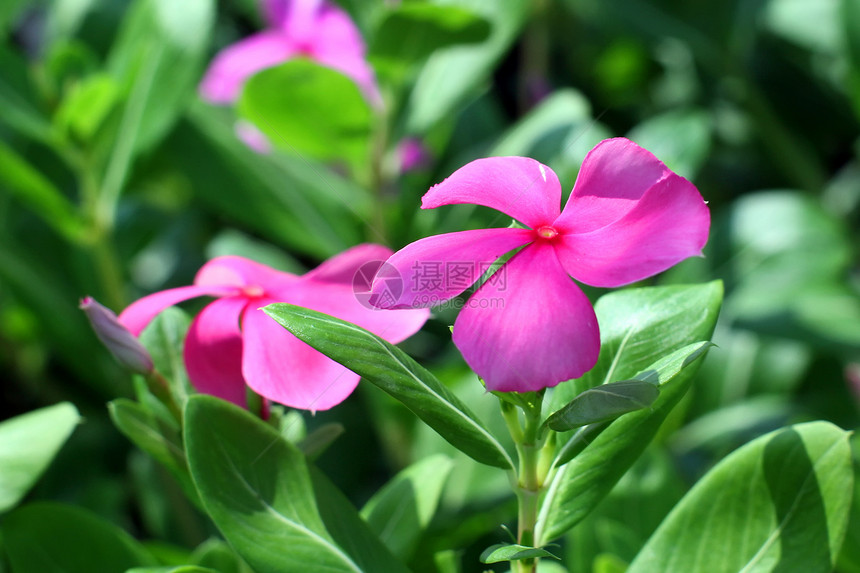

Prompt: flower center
[536,225,559,240]
[242,285,265,299]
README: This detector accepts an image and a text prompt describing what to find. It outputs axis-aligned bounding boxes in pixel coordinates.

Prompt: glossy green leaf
[0,402,80,513]
[537,341,716,544]
[238,60,372,164]
[0,140,88,243]
[549,281,724,413]
[547,380,659,432]
[361,454,454,559]
[184,395,407,573]
[628,421,853,573]
[370,3,490,69]
[407,0,530,132]
[177,102,367,258]
[479,544,559,564]
[2,502,156,572]
[264,303,513,469]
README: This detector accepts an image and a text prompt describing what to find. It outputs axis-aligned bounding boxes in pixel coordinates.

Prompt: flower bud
[80,296,153,374]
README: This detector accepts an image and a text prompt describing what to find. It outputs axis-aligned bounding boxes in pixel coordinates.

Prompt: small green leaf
[361,454,454,559]
[127,568,217,573]
[239,60,372,164]
[2,502,156,572]
[627,421,854,573]
[264,303,513,469]
[479,543,559,564]
[546,380,660,432]
[536,341,716,544]
[54,73,119,140]
[184,395,407,573]
[0,402,80,513]
[139,307,193,407]
[370,4,490,69]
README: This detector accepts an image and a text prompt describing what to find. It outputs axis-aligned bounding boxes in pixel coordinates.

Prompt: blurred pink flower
[371,138,710,393]
[397,137,431,172]
[119,245,428,411]
[199,0,379,105]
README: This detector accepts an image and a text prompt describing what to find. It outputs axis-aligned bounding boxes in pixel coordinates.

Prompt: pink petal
[262,0,290,28]
[369,228,533,309]
[184,297,248,407]
[554,172,710,287]
[241,302,360,411]
[452,243,600,393]
[235,120,272,154]
[198,32,296,104]
[302,243,394,285]
[194,256,298,292]
[118,284,238,336]
[284,0,327,45]
[422,157,562,229]
[554,138,676,233]
[286,280,429,344]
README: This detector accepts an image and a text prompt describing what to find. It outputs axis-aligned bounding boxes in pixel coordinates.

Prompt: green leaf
[361,454,454,559]
[263,303,513,469]
[479,544,559,564]
[407,0,530,132]
[370,4,491,69]
[108,398,200,506]
[184,395,407,573]
[2,502,156,572]
[0,403,80,513]
[546,380,660,432]
[139,307,193,407]
[627,421,854,573]
[536,341,716,544]
[238,60,373,164]
[0,140,88,243]
[54,73,120,141]
[0,46,54,142]
[549,281,724,413]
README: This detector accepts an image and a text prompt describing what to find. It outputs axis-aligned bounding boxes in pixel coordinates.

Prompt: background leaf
[627,421,854,573]
[546,380,660,432]
[0,402,80,513]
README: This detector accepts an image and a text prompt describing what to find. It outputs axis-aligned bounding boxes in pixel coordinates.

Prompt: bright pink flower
[199,0,379,105]
[119,245,429,411]
[370,138,710,393]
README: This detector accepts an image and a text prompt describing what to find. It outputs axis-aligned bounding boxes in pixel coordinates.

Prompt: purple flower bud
[80,296,154,374]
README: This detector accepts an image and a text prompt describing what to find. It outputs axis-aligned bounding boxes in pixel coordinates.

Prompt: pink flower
[199,0,379,105]
[119,245,429,411]
[370,138,710,393]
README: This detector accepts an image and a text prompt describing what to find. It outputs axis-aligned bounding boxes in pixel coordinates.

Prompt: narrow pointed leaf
[480,544,559,564]
[264,303,513,469]
[184,395,407,573]
[0,402,80,513]
[536,341,715,543]
[546,380,660,432]
[627,421,853,573]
